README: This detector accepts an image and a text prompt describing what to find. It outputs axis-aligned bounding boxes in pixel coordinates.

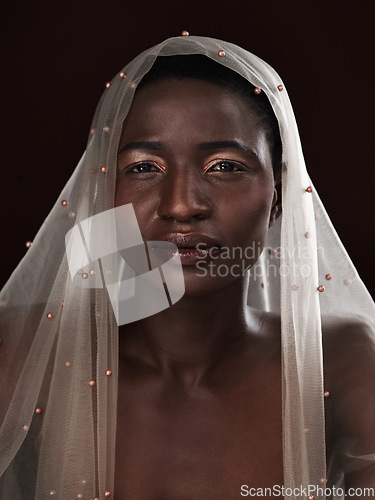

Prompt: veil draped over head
[1,35,375,499]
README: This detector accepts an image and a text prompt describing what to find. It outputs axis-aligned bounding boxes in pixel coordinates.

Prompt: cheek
[115,178,136,207]
[220,183,274,246]
[115,179,158,237]
[115,180,148,210]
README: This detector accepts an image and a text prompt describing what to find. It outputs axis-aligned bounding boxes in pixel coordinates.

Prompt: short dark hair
[138,54,282,175]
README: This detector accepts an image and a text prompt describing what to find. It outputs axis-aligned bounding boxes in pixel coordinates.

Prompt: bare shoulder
[322,318,375,487]
[322,318,375,383]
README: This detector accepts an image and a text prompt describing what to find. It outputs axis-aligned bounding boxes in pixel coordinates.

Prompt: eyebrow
[196,140,258,158]
[118,141,165,155]
[118,139,258,158]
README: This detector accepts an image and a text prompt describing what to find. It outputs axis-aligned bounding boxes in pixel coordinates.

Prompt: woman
[0,35,374,499]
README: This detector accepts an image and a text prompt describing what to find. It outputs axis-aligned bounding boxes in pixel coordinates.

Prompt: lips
[151,233,221,265]
[159,232,220,249]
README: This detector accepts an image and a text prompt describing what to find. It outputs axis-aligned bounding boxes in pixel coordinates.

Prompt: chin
[176,265,244,298]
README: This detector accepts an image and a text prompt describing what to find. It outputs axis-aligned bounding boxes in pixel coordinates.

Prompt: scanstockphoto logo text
[240,484,375,497]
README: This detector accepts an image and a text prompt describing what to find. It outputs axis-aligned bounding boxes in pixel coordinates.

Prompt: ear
[269,176,282,227]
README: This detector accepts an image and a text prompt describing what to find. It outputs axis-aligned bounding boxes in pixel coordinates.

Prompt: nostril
[156,173,213,221]
[157,195,212,221]
[159,212,208,222]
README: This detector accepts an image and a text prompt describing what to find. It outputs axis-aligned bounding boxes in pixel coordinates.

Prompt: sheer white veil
[0,35,374,499]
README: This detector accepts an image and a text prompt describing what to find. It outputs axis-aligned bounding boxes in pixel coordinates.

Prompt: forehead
[119,78,267,146]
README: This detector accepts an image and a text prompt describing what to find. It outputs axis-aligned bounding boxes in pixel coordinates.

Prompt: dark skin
[113,79,375,498]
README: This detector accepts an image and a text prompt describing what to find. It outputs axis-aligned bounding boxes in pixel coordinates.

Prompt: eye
[207,160,244,173]
[125,162,163,174]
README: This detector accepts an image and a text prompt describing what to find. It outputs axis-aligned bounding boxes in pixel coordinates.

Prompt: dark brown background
[1,1,374,298]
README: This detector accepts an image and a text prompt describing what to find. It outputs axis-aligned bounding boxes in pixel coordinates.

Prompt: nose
[157,169,212,222]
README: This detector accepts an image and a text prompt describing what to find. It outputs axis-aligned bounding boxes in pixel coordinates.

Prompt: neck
[119,276,254,384]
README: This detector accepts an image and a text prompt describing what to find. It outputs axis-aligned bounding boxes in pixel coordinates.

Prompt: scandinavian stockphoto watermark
[240,484,375,497]
[65,205,325,324]
[65,204,185,326]
[195,242,325,279]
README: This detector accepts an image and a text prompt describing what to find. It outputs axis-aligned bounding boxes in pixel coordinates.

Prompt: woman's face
[116,78,278,296]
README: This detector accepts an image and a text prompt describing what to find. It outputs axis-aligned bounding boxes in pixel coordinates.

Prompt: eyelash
[126,162,161,173]
[206,160,244,173]
[124,160,245,174]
